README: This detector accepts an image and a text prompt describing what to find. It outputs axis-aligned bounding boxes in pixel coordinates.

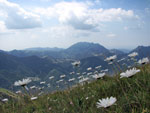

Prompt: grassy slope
[0,88,19,99]
[1,64,150,113]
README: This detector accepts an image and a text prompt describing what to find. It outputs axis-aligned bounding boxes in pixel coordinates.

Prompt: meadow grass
[1,64,150,113]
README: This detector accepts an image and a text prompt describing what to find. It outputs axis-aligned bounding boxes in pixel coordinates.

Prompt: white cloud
[0,20,14,35]
[34,2,138,31]
[46,25,91,39]
[0,21,6,32]
[95,0,101,3]
[145,8,150,14]
[0,0,42,29]
[87,8,136,23]
[107,33,116,38]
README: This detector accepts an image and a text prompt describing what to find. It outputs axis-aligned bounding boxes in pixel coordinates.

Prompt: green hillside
[1,64,150,113]
[0,88,19,99]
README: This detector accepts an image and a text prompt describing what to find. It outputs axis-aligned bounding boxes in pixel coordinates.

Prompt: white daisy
[70,72,75,74]
[68,78,75,82]
[120,68,140,78]
[105,55,117,62]
[95,65,101,69]
[87,67,92,71]
[30,86,36,89]
[14,78,31,87]
[49,76,54,80]
[87,72,92,75]
[72,61,80,67]
[79,77,89,83]
[78,76,83,79]
[97,97,117,108]
[31,96,38,101]
[60,74,66,78]
[92,73,105,79]
[16,90,21,94]
[86,97,89,100]
[138,57,149,65]
[117,58,125,62]
[77,73,80,75]
[40,81,46,84]
[2,98,8,102]
[128,52,138,57]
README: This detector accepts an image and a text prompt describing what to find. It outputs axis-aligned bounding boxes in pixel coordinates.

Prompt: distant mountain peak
[130,45,150,58]
[67,42,107,50]
[65,42,110,59]
[69,42,101,47]
[133,45,150,51]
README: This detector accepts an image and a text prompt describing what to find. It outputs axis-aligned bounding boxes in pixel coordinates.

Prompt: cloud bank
[34,1,138,31]
[0,0,42,29]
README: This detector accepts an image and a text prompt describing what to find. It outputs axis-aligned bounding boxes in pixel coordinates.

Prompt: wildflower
[128,52,138,57]
[117,58,125,62]
[31,96,38,101]
[87,67,92,71]
[72,61,80,67]
[57,79,63,83]
[79,77,89,83]
[30,86,36,89]
[49,76,54,80]
[16,90,21,94]
[70,101,73,105]
[105,55,117,62]
[77,73,80,75]
[86,97,89,100]
[49,107,52,110]
[95,65,101,69]
[78,76,83,79]
[87,72,92,75]
[68,78,75,82]
[40,81,46,84]
[101,69,108,72]
[92,73,105,79]
[2,98,8,102]
[138,57,149,65]
[14,78,31,87]
[70,72,75,74]
[96,97,117,108]
[120,68,140,78]
[104,69,108,72]
[60,74,66,78]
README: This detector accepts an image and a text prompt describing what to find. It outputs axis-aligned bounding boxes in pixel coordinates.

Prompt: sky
[0,0,150,51]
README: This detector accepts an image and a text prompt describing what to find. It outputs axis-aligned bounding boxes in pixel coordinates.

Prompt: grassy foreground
[1,64,150,113]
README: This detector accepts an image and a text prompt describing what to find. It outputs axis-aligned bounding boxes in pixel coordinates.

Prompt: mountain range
[0,42,150,91]
[7,42,111,59]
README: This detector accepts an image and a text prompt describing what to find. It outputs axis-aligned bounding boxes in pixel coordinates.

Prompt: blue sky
[0,0,150,51]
